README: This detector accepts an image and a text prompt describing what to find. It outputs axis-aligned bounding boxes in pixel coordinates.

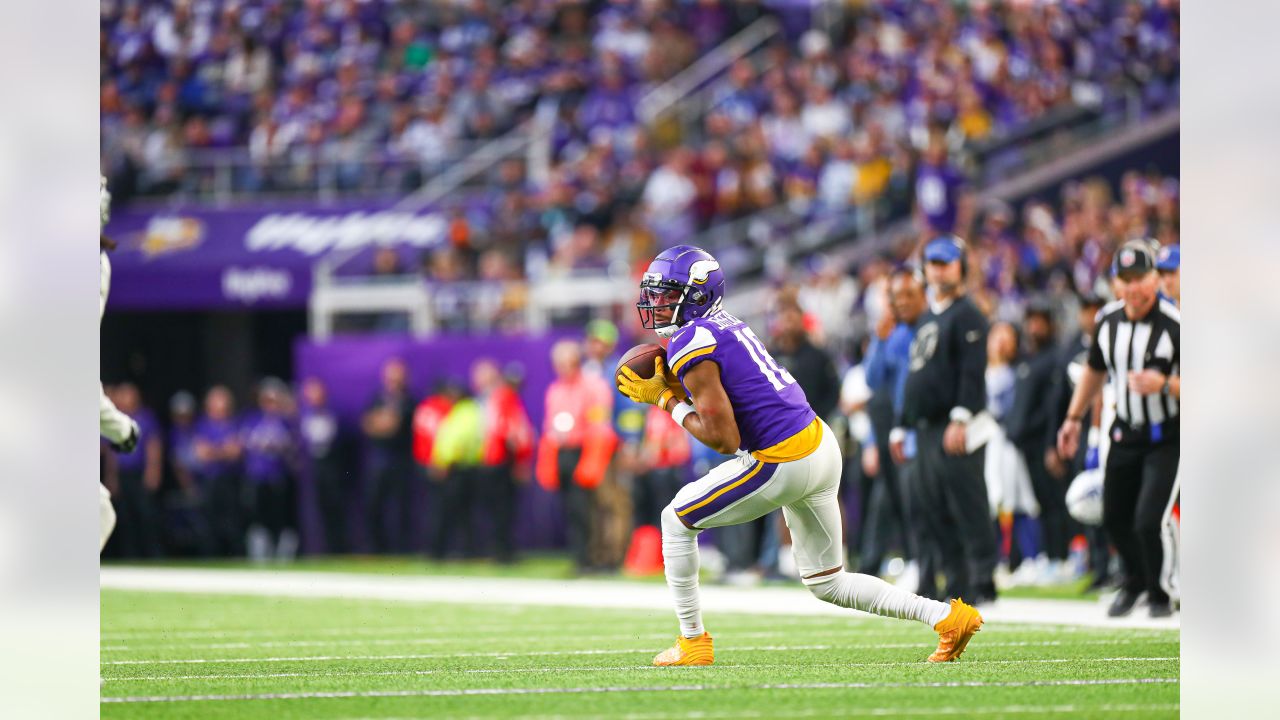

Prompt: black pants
[204,472,244,557]
[914,423,998,601]
[249,477,296,542]
[900,459,941,597]
[632,467,685,528]
[1103,438,1179,603]
[111,469,162,558]
[312,458,348,554]
[477,464,518,562]
[432,467,478,559]
[557,449,595,571]
[368,460,414,554]
[857,440,916,575]
[1020,438,1069,561]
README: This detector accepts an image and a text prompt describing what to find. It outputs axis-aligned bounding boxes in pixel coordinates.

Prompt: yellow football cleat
[928,598,983,662]
[653,631,714,666]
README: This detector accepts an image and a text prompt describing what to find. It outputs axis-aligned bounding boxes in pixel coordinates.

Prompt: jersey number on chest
[734,327,797,391]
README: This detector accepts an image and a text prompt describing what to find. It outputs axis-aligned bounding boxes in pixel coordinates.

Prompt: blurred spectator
[165,390,204,553]
[472,358,536,563]
[860,268,928,585]
[769,304,839,423]
[580,320,630,571]
[430,387,486,560]
[797,254,859,358]
[632,405,691,529]
[1046,293,1112,590]
[536,339,617,574]
[299,377,351,555]
[984,321,1037,577]
[102,383,163,558]
[1005,303,1073,584]
[241,378,300,562]
[914,131,969,238]
[1157,244,1179,305]
[362,357,416,553]
[193,385,244,556]
[642,148,698,246]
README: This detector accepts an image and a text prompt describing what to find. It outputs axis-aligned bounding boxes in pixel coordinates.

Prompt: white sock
[661,506,705,638]
[803,571,951,628]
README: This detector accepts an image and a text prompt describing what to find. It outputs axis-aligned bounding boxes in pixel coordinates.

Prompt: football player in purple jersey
[617,245,984,667]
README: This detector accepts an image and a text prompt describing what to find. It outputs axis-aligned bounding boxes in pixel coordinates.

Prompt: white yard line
[102,631,798,652]
[104,656,1178,683]
[343,705,1180,720]
[100,677,1179,704]
[101,567,1180,630]
[102,639,1170,666]
[102,624,1172,651]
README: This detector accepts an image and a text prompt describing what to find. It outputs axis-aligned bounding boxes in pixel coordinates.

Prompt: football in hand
[616,343,667,383]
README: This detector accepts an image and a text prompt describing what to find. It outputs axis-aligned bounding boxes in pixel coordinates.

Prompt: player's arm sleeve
[952,307,988,421]
[100,383,133,444]
[668,325,719,386]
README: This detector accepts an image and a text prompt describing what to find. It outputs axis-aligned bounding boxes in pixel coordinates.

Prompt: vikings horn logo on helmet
[689,259,720,285]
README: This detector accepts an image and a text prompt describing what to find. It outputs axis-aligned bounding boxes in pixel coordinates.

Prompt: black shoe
[1108,589,1142,617]
[1148,599,1174,618]
[970,580,998,606]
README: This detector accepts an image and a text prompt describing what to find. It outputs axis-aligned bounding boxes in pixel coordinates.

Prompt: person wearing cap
[894,235,999,604]
[1156,244,1179,305]
[1057,240,1180,618]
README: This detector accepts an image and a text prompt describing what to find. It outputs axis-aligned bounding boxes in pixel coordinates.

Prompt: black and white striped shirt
[1088,297,1180,428]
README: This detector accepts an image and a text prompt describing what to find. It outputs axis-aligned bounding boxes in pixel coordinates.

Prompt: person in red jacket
[472,358,535,563]
[537,339,617,574]
[413,379,463,469]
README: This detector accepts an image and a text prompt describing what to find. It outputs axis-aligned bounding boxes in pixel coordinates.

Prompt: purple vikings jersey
[667,310,818,460]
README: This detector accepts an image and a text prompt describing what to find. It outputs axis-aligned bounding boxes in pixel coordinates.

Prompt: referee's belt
[1109,417,1179,446]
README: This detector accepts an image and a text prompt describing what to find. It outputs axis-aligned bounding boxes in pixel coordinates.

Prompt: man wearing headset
[890,235,999,604]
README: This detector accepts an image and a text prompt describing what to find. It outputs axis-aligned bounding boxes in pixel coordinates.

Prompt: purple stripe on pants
[680,461,780,527]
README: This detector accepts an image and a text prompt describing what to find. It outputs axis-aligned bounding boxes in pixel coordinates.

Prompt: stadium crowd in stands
[102,0,1179,275]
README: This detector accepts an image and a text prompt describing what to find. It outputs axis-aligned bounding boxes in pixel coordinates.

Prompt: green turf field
[101,585,1178,719]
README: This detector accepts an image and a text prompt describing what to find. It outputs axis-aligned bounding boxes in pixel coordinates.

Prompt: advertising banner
[102,199,462,309]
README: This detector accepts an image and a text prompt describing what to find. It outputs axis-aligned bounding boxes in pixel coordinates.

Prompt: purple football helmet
[637,245,726,337]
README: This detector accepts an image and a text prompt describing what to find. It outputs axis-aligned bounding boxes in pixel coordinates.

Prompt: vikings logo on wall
[909,321,940,371]
[140,216,207,258]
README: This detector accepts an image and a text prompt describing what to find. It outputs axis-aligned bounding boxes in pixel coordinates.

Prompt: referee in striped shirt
[1057,240,1180,618]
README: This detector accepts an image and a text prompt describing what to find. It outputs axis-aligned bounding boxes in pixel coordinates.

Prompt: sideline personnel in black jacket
[891,236,998,604]
[1005,301,1068,566]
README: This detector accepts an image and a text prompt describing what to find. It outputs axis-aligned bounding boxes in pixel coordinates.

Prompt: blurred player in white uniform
[100,176,139,551]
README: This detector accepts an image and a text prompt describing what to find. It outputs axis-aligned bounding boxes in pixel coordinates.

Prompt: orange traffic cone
[624,524,665,576]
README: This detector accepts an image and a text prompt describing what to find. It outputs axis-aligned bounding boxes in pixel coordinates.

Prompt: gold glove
[617,357,677,408]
